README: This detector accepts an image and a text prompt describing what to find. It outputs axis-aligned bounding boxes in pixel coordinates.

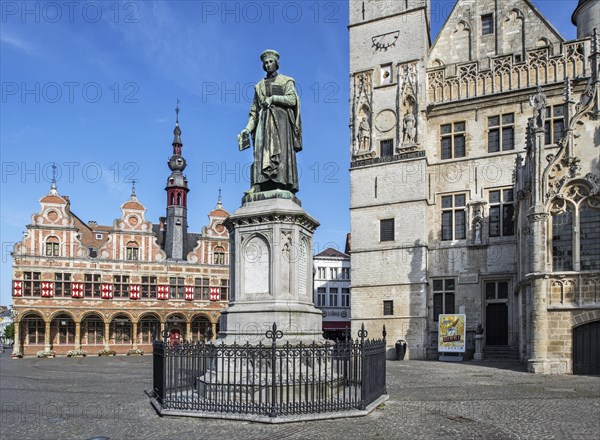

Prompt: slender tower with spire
[164,100,189,260]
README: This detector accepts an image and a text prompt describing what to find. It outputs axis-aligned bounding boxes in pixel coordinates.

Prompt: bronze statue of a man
[238,50,302,194]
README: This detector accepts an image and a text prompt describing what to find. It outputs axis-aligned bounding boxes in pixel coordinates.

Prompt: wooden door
[486,303,508,345]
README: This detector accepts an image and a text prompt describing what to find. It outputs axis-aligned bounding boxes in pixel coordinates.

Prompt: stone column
[186,322,191,342]
[132,322,138,350]
[44,320,51,352]
[528,210,550,373]
[11,321,21,358]
[211,323,217,341]
[160,322,165,341]
[104,322,110,350]
[74,322,81,351]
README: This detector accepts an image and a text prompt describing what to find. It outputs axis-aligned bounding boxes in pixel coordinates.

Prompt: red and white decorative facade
[10,113,231,357]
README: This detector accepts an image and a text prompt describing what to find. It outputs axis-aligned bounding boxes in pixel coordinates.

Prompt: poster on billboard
[438,314,466,353]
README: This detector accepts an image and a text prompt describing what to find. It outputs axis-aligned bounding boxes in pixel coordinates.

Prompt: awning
[323,321,351,330]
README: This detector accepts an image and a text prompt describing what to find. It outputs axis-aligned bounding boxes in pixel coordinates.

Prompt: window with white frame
[342,288,350,307]
[141,276,157,299]
[317,267,326,279]
[317,287,326,307]
[45,236,60,257]
[213,246,225,265]
[113,275,129,298]
[126,241,139,261]
[23,271,41,297]
[330,267,338,279]
[380,218,395,242]
[329,287,339,307]
[341,267,350,280]
[169,277,185,300]
[85,273,101,298]
[54,272,72,297]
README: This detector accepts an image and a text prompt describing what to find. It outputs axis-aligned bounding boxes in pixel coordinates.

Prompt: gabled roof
[315,248,350,259]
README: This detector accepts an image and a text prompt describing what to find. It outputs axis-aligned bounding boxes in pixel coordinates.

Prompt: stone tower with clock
[349,0,431,358]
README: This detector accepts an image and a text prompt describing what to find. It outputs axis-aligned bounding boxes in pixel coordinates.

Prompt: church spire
[164,99,189,260]
[172,98,183,155]
[48,163,59,195]
[216,188,223,209]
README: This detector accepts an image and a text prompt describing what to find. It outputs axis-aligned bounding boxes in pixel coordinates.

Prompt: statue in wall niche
[238,49,302,194]
[402,112,416,144]
[472,203,484,245]
[358,117,371,152]
[529,85,547,129]
[474,219,482,244]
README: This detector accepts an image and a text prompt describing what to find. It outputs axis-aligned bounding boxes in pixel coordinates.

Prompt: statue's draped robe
[247,74,302,193]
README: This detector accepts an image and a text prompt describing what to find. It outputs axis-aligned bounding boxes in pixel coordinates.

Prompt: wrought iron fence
[151,323,387,419]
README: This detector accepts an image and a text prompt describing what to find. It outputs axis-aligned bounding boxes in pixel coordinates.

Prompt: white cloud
[0,29,35,55]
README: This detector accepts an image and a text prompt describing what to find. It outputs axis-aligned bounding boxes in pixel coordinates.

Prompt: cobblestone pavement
[1,351,599,439]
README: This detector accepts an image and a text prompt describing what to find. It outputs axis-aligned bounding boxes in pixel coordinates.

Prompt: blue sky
[0,0,579,306]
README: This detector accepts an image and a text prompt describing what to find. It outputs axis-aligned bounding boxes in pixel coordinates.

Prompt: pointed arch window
[551,184,600,272]
[580,205,600,270]
[45,236,60,257]
[552,206,573,271]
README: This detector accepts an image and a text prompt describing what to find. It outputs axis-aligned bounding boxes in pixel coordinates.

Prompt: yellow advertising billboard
[438,314,466,353]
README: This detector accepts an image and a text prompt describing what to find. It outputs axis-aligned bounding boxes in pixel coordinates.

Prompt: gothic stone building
[349,0,599,373]
[11,116,231,357]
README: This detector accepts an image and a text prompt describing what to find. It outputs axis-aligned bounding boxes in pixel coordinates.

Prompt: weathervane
[175,98,180,124]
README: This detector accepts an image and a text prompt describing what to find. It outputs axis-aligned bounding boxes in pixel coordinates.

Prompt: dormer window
[45,236,60,257]
[96,233,103,240]
[126,241,139,261]
[213,246,225,265]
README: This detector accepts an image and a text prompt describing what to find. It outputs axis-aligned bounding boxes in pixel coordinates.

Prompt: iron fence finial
[265,322,283,342]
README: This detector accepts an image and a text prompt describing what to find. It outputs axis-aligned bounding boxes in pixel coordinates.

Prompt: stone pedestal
[219,190,324,345]
[474,334,484,361]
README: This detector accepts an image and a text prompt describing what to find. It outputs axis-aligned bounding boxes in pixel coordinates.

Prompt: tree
[3,323,14,340]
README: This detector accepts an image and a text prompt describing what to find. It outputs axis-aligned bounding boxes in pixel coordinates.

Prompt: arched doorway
[21,312,45,355]
[138,314,160,345]
[110,314,132,348]
[190,315,211,342]
[573,321,600,375]
[81,313,104,347]
[50,313,75,350]
[166,314,186,344]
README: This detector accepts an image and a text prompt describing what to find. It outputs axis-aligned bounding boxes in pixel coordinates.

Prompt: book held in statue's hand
[238,132,251,151]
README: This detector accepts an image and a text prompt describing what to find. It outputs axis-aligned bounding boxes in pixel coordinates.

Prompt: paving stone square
[1,352,599,439]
